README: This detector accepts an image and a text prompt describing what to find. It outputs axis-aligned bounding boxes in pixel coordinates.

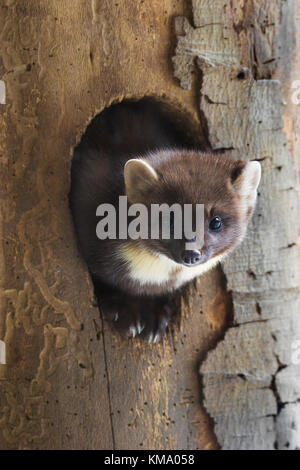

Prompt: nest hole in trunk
[69,96,208,340]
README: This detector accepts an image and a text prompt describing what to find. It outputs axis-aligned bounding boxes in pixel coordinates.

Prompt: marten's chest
[119,244,223,291]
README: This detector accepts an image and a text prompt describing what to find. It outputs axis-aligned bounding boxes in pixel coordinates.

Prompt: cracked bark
[173,0,300,450]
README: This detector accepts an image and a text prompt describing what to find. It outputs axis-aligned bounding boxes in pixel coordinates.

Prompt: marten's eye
[209,216,222,231]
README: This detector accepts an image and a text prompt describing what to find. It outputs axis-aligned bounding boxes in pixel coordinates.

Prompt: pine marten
[70,98,261,342]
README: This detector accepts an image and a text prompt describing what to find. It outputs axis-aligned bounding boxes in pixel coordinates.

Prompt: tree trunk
[0,0,299,450]
[174,0,300,450]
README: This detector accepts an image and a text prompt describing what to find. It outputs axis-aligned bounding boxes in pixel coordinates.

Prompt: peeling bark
[173,0,300,450]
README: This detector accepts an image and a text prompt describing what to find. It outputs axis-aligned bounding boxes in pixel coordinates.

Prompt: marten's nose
[181,249,201,266]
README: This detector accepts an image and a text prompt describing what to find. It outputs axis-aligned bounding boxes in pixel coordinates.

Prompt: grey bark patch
[173,0,300,450]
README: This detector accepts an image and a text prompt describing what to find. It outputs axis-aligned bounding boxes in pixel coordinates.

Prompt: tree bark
[0,0,299,451]
[174,0,300,450]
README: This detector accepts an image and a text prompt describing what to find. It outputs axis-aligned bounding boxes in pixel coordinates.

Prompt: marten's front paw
[116,297,173,343]
[140,302,172,343]
[99,294,173,343]
[115,307,146,339]
[99,295,144,338]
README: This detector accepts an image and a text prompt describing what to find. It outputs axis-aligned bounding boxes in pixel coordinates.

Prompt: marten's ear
[124,159,158,203]
[232,161,261,196]
[232,161,261,219]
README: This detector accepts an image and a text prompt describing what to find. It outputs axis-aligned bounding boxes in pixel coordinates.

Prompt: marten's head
[124,150,261,268]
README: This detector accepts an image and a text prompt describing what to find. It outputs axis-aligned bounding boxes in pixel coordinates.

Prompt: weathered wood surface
[174,0,300,450]
[0,0,234,450]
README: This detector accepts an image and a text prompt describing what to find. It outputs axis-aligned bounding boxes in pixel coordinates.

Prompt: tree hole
[69,97,207,341]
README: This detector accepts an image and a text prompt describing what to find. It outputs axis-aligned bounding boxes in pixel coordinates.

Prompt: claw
[129,326,137,338]
[148,333,154,343]
[137,321,145,335]
[153,333,160,343]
